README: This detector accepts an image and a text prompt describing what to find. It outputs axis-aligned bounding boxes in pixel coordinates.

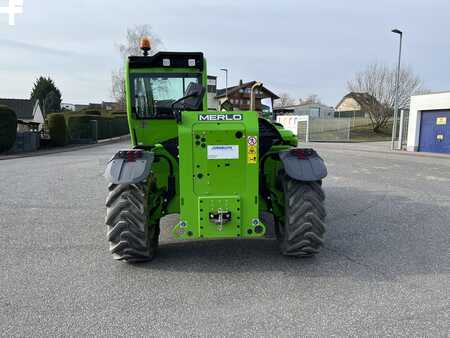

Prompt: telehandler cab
[104,37,327,262]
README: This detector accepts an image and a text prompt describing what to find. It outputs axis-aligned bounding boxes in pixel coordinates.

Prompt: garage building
[407,91,450,154]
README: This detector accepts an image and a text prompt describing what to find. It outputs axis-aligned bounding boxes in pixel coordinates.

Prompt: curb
[311,143,450,160]
[0,135,130,161]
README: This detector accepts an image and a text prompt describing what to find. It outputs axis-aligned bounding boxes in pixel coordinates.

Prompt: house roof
[336,92,380,111]
[0,98,34,119]
[216,81,280,99]
[284,102,334,110]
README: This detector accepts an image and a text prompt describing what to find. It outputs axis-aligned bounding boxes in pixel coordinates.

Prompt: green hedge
[47,111,129,144]
[0,105,17,153]
[66,115,94,140]
[77,109,102,116]
[47,113,68,146]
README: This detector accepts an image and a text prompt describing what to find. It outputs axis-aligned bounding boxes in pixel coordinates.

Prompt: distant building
[62,101,119,112]
[407,91,450,154]
[0,98,44,130]
[273,108,295,115]
[87,101,119,111]
[335,92,380,118]
[61,103,76,111]
[283,102,335,118]
[88,103,102,110]
[74,104,89,111]
[101,101,117,111]
[207,75,218,110]
[213,79,279,112]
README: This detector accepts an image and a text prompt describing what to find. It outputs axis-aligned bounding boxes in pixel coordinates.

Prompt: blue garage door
[419,110,450,153]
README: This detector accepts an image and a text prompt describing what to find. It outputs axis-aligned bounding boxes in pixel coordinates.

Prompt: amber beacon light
[140,37,151,56]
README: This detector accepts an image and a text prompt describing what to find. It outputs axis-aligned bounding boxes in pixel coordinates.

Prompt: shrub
[0,105,17,153]
[47,113,68,146]
[78,109,102,116]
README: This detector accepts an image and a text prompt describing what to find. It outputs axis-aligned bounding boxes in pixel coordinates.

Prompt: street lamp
[220,68,229,99]
[391,28,403,150]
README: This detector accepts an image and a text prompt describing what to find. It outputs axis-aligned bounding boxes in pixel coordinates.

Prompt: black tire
[278,176,326,257]
[105,182,159,263]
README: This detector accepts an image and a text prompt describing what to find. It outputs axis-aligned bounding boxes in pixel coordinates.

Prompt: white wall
[32,102,45,129]
[276,115,309,136]
[407,92,450,151]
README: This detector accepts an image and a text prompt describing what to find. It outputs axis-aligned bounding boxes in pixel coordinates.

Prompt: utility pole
[391,29,403,150]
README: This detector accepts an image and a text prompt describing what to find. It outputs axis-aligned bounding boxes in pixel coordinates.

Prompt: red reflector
[117,150,143,161]
[290,148,306,159]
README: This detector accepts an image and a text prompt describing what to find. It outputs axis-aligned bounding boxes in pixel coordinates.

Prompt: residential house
[0,98,44,131]
[283,102,335,118]
[212,80,279,112]
[335,92,380,118]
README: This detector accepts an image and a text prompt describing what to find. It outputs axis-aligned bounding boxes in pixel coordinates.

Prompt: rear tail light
[117,150,143,162]
[290,148,315,159]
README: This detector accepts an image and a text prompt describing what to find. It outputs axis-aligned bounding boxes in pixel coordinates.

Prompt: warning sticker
[247,136,258,164]
[436,117,447,125]
[248,136,258,146]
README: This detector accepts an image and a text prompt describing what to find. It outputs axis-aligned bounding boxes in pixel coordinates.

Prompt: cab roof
[129,51,204,70]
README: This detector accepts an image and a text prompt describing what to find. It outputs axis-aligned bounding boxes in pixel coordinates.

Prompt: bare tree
[111,25,163,108]
[348,62,425,132]
[299,94,321,105]
[274,93,295,107]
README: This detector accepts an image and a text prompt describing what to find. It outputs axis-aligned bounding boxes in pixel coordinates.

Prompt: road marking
[425,176,450,182]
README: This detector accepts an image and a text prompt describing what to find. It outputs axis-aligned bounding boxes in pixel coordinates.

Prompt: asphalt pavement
[1,141,449,337]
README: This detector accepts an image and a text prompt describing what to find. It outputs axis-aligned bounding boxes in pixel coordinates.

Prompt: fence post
[398,109,405,150]
[305,116,310,143]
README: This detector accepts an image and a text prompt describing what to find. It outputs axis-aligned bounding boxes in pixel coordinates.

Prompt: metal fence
[11,132,40,153]
[398,109,409,149]
[308,117,394,142]
[308,118,351,142]
[277,115,396,142]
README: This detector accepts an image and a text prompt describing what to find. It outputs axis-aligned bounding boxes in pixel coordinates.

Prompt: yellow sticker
[436,117,447,125]
[247,136,258,164]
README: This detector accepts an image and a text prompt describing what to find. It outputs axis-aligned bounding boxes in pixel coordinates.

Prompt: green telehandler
[104,37,327,262]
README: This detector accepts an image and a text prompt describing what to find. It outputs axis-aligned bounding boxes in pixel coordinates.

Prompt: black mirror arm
[171,92,198,124]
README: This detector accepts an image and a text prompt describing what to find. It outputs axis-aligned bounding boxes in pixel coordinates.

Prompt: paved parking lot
[1,141,449,336]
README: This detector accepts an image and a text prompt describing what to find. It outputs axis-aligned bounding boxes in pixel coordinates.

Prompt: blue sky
[0,0,449,106]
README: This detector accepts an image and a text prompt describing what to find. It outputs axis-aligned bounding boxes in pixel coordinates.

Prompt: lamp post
[220,68,229,99]
[391,28,403,150]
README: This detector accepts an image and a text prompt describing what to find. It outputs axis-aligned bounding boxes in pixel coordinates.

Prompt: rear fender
[104,150,154,184]
[279,149,327,181]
